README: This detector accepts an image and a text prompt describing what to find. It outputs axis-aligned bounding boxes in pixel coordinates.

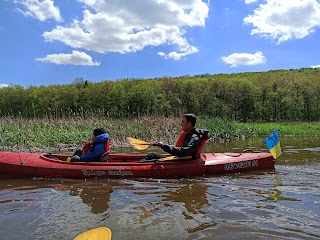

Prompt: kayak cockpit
[40,153,201,166]
[41,153,148,164]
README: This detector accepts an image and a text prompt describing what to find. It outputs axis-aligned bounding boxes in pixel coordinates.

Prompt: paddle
[158,155,192,161]
[73,227,112,240]
[127,137,153,150]
[127,137,192,162]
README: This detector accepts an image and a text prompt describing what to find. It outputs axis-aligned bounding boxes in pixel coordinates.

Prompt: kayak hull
[0,151,275,179]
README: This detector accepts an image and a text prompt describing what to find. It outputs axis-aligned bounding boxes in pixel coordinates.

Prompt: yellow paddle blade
[127,137,150,150]
[127,137,150,145]
[132,144,150,150]
[74,227,112,240]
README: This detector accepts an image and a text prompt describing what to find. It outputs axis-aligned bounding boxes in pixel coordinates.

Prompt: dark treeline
[1,68,319,122]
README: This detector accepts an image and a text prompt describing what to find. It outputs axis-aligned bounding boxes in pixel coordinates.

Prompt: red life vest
[104,139,110,153]
[82,141,91,154]
[175,131,188,147]
[196,135,208,156]
[175,131,208,157]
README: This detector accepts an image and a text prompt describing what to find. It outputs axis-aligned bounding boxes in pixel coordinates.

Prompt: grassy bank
[0,116,319,152]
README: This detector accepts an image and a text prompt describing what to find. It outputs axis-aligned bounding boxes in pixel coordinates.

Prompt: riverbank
[0,116,319,152]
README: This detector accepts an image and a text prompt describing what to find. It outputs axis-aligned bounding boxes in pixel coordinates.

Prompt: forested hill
[1,68,319,122]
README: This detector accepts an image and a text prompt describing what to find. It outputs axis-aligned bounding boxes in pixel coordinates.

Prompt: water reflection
[268,189,301,202]
[69,182,113,214]
[0,179,115,215]
[159,179,216,234]
[161,179,210,216]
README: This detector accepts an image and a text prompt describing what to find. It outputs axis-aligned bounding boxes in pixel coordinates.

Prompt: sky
[1,0,320,88]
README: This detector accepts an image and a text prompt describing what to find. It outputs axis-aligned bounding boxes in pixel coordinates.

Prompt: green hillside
[1,67,319,122]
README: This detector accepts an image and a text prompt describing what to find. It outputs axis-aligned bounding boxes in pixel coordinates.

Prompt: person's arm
[160,133,201,157]
[80,143,104,162]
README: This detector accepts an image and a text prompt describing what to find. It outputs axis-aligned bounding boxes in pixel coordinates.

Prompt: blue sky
[1,0,320,88]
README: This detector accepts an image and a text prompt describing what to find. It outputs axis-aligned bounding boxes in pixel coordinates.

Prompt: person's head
[92,127,106,140]
[181,113,197,131]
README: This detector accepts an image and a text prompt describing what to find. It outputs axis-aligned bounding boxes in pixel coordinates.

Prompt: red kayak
[0,151,275,179]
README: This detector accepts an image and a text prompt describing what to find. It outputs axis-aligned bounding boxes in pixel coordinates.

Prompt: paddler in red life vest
[145,114,209,160]
[69,128,110,162]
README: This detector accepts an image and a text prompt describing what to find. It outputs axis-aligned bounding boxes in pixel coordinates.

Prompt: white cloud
[35,50,100,66]
[42,0,209,60]
[221,51,266,67]
[245,0,258,4]
[158,35,199,60]
[311,64,320,68]
[14,0,63,22]
[244,0,320,44]
[0,84,9,89]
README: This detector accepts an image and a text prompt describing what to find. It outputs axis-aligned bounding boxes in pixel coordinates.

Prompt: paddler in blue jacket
[69,128,110,162]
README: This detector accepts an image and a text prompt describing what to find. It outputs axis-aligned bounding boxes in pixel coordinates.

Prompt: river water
[0,137,319,240]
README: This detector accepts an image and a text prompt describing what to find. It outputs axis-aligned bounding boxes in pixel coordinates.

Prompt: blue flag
[264,129,282,159]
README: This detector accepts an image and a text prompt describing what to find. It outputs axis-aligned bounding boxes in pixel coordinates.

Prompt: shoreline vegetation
[0,116,319,153]
[1,68,320,123]
[1,68,319,152]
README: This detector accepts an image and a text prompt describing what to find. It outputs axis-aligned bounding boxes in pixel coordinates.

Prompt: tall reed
[0,116,319,152]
